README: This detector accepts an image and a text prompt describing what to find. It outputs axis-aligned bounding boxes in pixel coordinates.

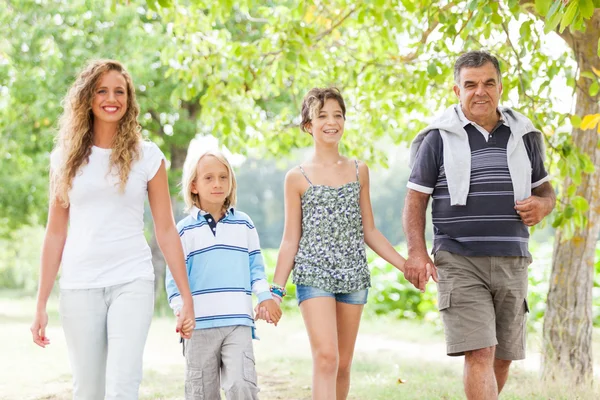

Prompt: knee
[314,349,339,374]
[465,346,495,366]
[495,358,512,371]
[337,356,353,378]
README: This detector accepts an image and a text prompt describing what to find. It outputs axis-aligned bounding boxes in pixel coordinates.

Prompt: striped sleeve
[246,215,271,303]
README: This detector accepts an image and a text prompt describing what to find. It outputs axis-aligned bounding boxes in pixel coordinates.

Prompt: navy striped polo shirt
[408,121,548,257]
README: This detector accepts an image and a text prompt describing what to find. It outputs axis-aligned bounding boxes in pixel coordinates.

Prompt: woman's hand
[31,309,51,348]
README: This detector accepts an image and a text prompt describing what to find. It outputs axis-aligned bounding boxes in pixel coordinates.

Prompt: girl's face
[307,98,345,145]
[91,70,128,125]
[191,155,230,210]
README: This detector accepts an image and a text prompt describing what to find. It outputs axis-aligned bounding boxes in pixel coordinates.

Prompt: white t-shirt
[51,141,165,289]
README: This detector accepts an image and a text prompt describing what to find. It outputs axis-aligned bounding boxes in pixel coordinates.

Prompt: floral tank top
[292,160,371,293]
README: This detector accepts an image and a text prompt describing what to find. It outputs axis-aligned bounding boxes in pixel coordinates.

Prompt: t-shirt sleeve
[523,133,549,188]
[143,141,166,181]
[407,130,442,194]
[50,148,63,172]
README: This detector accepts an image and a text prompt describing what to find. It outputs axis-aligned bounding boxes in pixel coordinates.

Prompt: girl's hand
[259,299,282,326]
[31,310,51,348]
[176,302,195,339]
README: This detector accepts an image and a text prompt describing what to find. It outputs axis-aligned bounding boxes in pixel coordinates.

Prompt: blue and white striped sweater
[165,207,271,334]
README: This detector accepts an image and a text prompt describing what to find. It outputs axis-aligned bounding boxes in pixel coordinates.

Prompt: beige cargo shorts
[434,250,531,360]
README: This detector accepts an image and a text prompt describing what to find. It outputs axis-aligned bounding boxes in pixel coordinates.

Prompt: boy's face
[191,155,230,210]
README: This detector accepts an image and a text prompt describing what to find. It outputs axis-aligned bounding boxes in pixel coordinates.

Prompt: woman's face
[91,70,128,124]
[307,98,345,145]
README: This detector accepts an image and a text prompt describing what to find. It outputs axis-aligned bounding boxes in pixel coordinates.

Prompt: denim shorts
[296,285,369,305]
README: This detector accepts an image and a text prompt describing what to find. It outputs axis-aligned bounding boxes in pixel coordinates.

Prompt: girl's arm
[247,216,282,324]
[272,169,303,289]
[358,161,407,273]
[31,193,69,348]
[148,162,194,338]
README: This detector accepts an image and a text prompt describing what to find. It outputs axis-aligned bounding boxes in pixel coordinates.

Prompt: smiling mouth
[102,106,119,113]
[323,129,338,134]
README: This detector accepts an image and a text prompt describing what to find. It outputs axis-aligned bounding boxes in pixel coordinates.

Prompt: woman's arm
[272,169,303,289]
[148,162,194,337]
[31,195,69,348]
[358,161,407,273]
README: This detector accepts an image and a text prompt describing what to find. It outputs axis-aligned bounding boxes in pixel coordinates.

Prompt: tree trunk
[542,12,600,384]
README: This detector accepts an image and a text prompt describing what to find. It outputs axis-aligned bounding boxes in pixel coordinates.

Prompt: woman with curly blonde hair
[30,59,195,399]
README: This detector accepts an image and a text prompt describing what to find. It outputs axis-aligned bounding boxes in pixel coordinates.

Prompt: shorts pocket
[185,367,204,399]
[437,291,465,346]
[523,299,530,314]
[243,352,258,386]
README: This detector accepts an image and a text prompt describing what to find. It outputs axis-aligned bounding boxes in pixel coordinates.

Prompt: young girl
[30,60,196,398]
[271,87,436,400]
[166,149,281,400]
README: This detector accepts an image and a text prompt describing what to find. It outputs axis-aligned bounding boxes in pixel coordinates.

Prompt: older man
[403,51,555,400]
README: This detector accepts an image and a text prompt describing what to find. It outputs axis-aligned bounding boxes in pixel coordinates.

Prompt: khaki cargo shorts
[434,250,531,360]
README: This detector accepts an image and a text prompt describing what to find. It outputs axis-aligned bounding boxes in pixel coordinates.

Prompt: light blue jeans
[59,279,154,400]
[295,285,369,305]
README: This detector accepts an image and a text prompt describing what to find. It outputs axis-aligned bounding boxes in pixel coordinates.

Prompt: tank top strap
[298,165,313,186]
[354,160,360,181]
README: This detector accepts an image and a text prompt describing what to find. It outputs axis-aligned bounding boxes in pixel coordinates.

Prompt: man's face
[453,62,502,125]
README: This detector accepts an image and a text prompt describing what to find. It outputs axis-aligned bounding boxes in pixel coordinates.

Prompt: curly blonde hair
[182,150,237,214]
[52,59,142,206]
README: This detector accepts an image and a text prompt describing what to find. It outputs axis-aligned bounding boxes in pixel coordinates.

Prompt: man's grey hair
[454,51,502,84]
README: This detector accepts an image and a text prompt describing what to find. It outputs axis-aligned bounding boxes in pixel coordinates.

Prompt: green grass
[2,293,599,400]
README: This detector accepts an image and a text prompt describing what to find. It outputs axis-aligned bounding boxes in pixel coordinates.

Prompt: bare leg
[300,297,339,400]
[335,302,364,400]
[464,346,498,400]
[494,358,512,394]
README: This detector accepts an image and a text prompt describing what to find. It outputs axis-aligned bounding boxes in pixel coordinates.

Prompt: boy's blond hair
[182,150,237,213]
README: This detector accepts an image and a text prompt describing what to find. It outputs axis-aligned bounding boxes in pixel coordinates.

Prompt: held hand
[515,196,551,226]
[254,303,268,321]
[31,310,50,348]
[260,299,282,326]
[404,252,435,293]
[425,262,439,284]
[176,302,195,339]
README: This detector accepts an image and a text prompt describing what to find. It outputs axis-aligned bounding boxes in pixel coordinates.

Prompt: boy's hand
[259,299,282,326]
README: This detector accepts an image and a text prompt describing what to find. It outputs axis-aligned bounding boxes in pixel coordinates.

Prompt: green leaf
[491,13,503,24]
[565,205,575,219]
[590,81,599,96]
[559,1,578,33]
[570,114,582,128]
[579,0,595,18]
[572,196,589,212]
[535,0,552,16]
[544,0,563,33]
[581,71,596,79]
[427,63,438,77]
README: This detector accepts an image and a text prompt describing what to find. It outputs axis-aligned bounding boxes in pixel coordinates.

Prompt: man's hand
[515,195,552,226]
[404,252,436,292]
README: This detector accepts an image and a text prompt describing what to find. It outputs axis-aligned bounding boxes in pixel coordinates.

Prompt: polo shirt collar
[456,105,509,129]
[189,206,235,221]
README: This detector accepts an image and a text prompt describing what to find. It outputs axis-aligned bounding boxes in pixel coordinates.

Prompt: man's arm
[514,181,555,226]
[402,189,435,291]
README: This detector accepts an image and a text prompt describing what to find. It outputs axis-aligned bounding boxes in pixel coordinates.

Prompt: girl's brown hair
[300,87,346,133]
